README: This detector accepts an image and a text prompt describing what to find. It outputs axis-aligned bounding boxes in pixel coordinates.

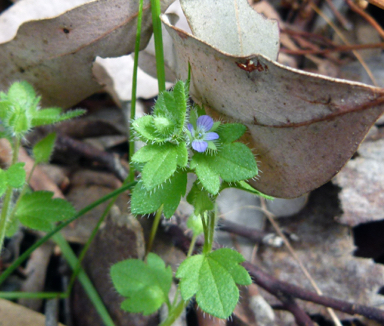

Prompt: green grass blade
[150,0,166,92]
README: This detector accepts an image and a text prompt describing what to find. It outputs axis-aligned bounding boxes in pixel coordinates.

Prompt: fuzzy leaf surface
[217,123,246,144]
[6,162,26,188]
[221,180,274,200]
[0,169,7,197]
[16,191,76,231]
[186,181,214,216]
[110,253,172,315]
[142,143,178,190]
[31,108,85,127]
[176,141,188,167]
[33,132,57,164]
[176,248,251,318]
[131,170,187,218]
[132,143,164,163]
[190,154,220,195]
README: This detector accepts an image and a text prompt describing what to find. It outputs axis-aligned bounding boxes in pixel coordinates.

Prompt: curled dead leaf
[0,0,173,108]
[161,0,384,198]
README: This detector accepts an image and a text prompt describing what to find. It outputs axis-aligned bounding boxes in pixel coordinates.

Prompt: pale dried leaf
[334,138,384,226]
[161,1,384,198]
[0,0,173,108]
[0,298,65,326]
[180,0,279,59]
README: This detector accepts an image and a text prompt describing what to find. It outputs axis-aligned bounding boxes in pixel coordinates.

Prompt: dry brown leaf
[0,0,173,108]
[161,0,384,198]
[0,298,65,326]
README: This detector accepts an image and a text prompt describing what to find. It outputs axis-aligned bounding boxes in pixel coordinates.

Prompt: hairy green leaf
[7,81,36,108]
[131,170,187,218]
[142,144,178,190]
[31,108,85,127]
[217,123,246,143]
[176,248,251,318]
[0,100,12,120]
[6,163,26,188]
[16,191,76,231]
[221,180,274,200]
[186,181,214,216]
[176,142,188,168]
[190,154,220,195]
[187,214,204,236]
[0,169,7,197]
[132,143,164,163]
[33,132,57,164]
[212,143,257,181]
[132,115,160,142]
[172,80,188,131]
[110,253,172,315]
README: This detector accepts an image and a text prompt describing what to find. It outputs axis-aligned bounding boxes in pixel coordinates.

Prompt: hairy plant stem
[0,137,21,253]
[159,299,188,326]
[128,0,144,183]
[202,210,215,254]
[145,205,163,257]
[187,234,197,257]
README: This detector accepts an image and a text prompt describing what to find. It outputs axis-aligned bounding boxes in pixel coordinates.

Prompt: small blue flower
[187,115,219,152]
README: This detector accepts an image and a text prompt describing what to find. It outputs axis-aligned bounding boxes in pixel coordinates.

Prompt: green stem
[187,234,197,257]
[0,182,136,286]
[145,205,163,257]
[0,138,21,253]
[201,212,209,254]
[128,0,144,183]
[53,233,115,326]
[150,0,166,92]
[0,292,67,299]
[159,299,187,326]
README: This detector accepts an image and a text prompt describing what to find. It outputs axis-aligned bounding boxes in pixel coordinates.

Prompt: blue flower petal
[192,140,208,152]
[197,115,213,131]
[205,132,219,141]
[187,123,195,136]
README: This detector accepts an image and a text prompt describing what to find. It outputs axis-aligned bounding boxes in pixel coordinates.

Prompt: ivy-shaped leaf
[191,143,258,195]
[172,80,188,132]
[33,132,57,164]
[142,143,178,190]
[221,180,274,200]
[190,154,220,195]
[187,214,204,236]
[186,181,214,216]
[216,123,246,144]
[176,142,188,168]
[110,253,172,315]
[6,162,26,188]
[132,143,164,163]
[31,108,85,127]
[131,170,187,218]
[176,248,251,319]
[15,191,76,231]
[7,81,36,108]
